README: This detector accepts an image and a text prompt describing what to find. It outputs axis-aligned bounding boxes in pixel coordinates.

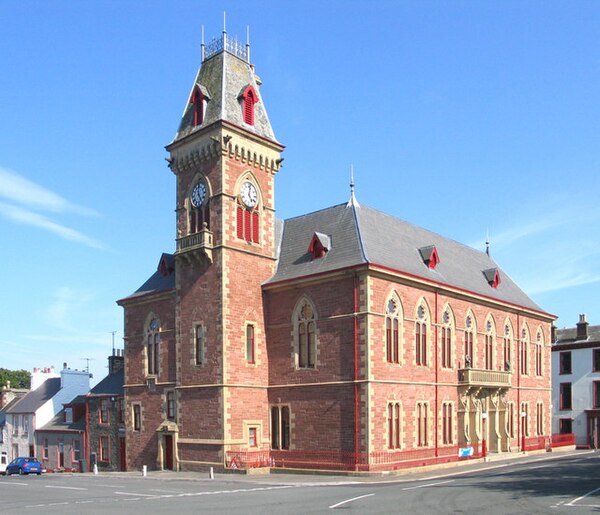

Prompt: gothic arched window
[147,318,160,376]
[295,300,316,369]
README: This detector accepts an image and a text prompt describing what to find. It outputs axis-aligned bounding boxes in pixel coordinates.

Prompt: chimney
[577,314,589,340]
[108,348,125,375]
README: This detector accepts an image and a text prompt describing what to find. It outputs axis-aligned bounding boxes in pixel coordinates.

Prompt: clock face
[240,181,258,208]
[191,181,207,208]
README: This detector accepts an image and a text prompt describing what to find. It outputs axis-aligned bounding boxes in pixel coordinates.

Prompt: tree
[0,368,30,389]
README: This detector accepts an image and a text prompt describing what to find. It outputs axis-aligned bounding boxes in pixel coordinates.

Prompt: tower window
[190,86,210,127]
[240,85,258,126]
[236,202,259,243]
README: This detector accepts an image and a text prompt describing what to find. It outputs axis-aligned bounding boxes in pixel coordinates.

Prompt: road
[0,450,598,514]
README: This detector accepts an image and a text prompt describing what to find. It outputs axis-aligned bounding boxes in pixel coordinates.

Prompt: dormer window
[483,268,501,288]
[240,85,258,125]
[190,85,210,127]
[158,254,174,277]
[419,245,440,269]
[308,232,331,260]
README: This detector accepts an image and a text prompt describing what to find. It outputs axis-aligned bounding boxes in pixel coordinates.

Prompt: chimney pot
[577,313,589,340]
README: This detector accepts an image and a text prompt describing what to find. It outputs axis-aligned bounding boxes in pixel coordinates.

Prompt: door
[163,435,173,470]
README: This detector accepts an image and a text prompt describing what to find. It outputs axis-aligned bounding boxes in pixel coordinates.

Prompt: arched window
[503,323,513,372]
[415,304,428,366]
[520,326,530,375]
[295,300,316,369]
[464,315,475,368]
[146,318,160,376]
[190,86,208,127]
[535,329,544,376]
[441,308,454,369]
[416,402,429,447]
[195,325,205,366]
[189,178,210,234]
[385,297,401,364]
[236,179,260,244]
[442,402,453,445]
[485,318,495,371]
[240,85,258,125]
[387,402,402,449]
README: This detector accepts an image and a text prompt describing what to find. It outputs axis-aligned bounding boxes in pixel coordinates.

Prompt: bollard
[209,466,214,479]
[142,465,147,477]
[93,464,98,475]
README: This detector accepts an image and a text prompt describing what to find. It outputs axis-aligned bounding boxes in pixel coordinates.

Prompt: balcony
[458,368,512,389]
[176,228,213,263]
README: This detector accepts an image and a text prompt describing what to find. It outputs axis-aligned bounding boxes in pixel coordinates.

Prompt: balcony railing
[176,229,214,262]
[458,367,512,388]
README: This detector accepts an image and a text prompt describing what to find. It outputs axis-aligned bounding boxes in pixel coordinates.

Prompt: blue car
[5,457,42,475]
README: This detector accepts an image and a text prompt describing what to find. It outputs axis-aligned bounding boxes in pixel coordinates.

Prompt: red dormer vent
[483,268,501,289]
[239,85,258,125]
[158,254,175,277]
[190,85,210,127]
[419,245,440,269]
[308,232,331,260]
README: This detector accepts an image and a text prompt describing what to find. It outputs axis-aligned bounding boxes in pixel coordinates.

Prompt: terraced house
[118,28,555,472]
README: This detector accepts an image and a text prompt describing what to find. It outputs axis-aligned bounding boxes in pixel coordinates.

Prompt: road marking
[566,485,600,506]
[45,485,88,490]
[329,493,375,509]
[403,479,454,490]
[0,481,28,486]
[115,491,157,496]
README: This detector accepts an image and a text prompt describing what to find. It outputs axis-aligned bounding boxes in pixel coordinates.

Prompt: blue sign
[458,447,474,457]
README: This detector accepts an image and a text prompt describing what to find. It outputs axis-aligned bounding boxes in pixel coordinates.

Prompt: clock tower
[164,29,284,468]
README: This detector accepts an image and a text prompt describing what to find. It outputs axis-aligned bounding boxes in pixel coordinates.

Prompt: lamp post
[481,412,488,459]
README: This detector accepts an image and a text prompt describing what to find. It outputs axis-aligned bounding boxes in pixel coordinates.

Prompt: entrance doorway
[163,435,174,470]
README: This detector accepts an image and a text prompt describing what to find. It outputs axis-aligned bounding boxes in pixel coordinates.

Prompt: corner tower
[165,28,284,471]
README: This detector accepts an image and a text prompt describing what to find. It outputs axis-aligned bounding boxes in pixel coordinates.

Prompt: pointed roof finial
[347,164,360,208]
[246,25,251,63]
[201,25,205,62]
[485,229,490,257]
[223,11,227,49]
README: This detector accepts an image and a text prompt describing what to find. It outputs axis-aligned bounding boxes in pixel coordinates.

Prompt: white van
[0,452,8,475]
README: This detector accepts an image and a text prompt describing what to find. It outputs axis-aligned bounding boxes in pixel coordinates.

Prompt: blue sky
[1,1,599,384]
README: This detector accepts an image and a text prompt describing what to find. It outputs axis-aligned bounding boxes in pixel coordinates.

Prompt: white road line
[45,485,88,490]
[329,493,375,509]
[402,479,455,490]
[0,481,28,486]
[115,491,157,496]
[566,485,600,506]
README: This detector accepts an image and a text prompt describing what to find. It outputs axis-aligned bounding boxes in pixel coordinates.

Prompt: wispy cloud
[0,167,104,249]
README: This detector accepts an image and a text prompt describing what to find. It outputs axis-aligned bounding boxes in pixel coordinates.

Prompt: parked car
[5,457,42,475]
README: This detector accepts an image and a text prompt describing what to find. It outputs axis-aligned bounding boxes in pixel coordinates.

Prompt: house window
[190,86,206,127]
[594,382,600,409]
[415,305,428,366]
[246,324,255,364]
[236,201,260,243]
[385,298,400,364]
[484,327,494,371]
[464,316,474,368]
[559,418,572,434]
[99,436,110,463]
[536,403,544,436]
[594,349,600,372]
[64,408,73,424]
[441,310,453,369]
[241,85,258,125]
[248,427,258,448]
[560,352,572,375]
[13,415,19,435]
[23,416,29,435]
[100,399,110,424]
[296,301,316,369]
[147,318,160,376]
[520,328,530,375]
[58,439,65,468]
[503,324,512,371]
[133,404,141,431]
[271,406,290,450]
[416,402,428,447]
[560,383,572,410]
[442,402,453,445]
[43,438,49,460]
[387,402,402,450]
[166,391,176,421]
[72,440,81,462]
[195,325,205,365]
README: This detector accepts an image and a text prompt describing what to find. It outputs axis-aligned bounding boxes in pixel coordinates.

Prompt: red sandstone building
[118,30,555,472]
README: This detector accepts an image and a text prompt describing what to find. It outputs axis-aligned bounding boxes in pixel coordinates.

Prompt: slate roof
[267,202,547,314]
[5,378,61,414]
[37,408,86,433]
[118,254,175,303]
[88,368,124,397]
[555,325,600,345]
[0,398,23,427]
[172,48,277,144]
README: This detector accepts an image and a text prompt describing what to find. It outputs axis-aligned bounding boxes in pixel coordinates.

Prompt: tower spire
[485,229,490,256]
[347,165,360,208]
